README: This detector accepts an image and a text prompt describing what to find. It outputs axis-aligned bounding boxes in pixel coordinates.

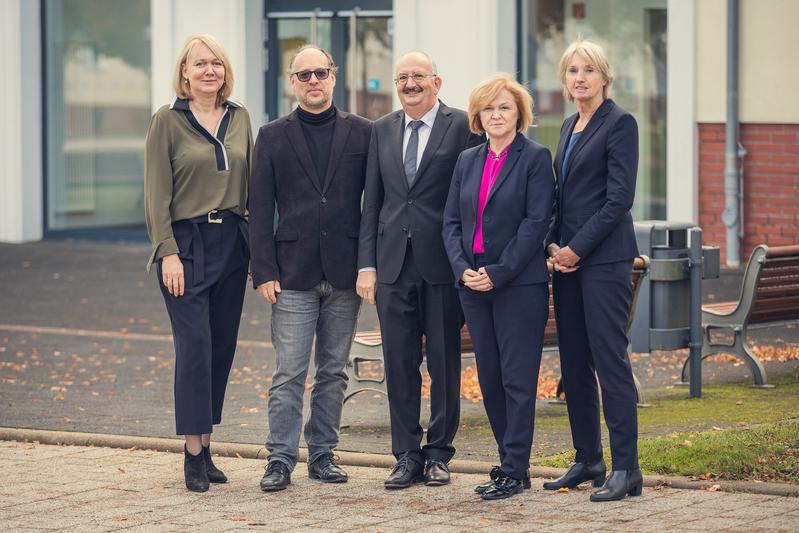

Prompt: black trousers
[459,281,548,480]
[552,259,638,470]
[376,244,462,464]
[157,215,249,435]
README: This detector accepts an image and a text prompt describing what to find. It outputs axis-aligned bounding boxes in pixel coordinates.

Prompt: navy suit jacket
[546,98,639,266]
[443,133,555,289]
[249,108,372,290]
[357,101,482,285]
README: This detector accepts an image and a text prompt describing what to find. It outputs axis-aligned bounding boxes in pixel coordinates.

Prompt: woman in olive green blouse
[144,34,252,492]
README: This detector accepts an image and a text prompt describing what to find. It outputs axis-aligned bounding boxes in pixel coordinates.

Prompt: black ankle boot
[202,445,228,484]
[542,458,606,490]
[184,446,210,492]
[590,469,643,502]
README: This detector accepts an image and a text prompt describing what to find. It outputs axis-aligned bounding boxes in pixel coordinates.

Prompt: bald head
[289,45,337,113]
[395,51,437,76]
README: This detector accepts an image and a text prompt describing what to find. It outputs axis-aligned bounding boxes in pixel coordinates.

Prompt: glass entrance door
[265,5,393,122]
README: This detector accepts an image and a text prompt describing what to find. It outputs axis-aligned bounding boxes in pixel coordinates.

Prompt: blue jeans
[266,281,361,470]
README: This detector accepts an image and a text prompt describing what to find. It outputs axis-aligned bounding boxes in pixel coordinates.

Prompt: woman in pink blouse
[442,73,554,500]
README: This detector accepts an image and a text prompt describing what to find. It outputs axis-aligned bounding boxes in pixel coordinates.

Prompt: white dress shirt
[402,99,440,172]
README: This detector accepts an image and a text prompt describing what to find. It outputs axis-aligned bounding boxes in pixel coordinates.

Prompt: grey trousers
[266,280,361,470]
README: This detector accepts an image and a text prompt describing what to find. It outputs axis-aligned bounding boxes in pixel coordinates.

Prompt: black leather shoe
[202,445,228,484]
[308,453,348,483]
[260,461,291,492]
[542,458,606,490]
[384,455,424,489]
[590,469,643,502]
[481,474,524,501]
[424,459,450,486]
[475,467,532,494]
[184,446,209,493]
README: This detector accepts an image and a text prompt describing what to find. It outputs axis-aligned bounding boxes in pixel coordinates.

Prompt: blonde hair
[467,73,534,135]
[173,34,234,107]
[558,39,613,103]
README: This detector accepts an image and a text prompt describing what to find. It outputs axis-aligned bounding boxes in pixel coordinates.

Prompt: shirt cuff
[358,267,376,273]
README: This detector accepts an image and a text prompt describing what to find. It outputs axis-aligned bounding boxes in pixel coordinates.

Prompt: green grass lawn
[537,374,799,483]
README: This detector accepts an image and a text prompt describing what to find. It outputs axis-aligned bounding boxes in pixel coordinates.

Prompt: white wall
[392,0,516,111]
[150,0,264,129]
[0,0,43,243]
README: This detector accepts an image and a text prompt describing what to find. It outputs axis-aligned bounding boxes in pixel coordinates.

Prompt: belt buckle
[207,210,223,224]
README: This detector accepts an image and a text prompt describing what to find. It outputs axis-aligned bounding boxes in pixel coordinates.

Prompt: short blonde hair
[467,73,534,135]
[558,39,613,103]
[173,34,234,107]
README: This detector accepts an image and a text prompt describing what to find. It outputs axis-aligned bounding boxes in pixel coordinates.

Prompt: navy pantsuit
[547,98,640,470]
[443,133,554,478]
[158,215,249,435]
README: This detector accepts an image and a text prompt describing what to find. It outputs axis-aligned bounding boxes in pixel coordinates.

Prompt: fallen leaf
[707,484,721,492]
[557,487,569,493]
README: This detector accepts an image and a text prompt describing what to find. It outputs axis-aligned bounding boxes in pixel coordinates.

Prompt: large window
[520,0,667,219]
[44,0,151,231]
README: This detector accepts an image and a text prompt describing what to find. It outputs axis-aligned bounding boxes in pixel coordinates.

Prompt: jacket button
[321,197,327,203]
[321,230,327,236]
[407,199,413,205]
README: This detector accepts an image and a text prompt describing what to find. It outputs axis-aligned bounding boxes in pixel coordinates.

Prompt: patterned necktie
[404,120,424,187]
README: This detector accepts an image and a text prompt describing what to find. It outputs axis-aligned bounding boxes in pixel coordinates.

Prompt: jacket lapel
[411,102,452,190]
[563,98,615,183]
[321,111,352,194]
[470,142,489,218]
[285,111,323,194]
[555,113,577,183]
[389,111,406,190]
[485,134,524,207]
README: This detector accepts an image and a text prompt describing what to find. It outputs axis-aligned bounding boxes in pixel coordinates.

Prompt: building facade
[1,0,796,265]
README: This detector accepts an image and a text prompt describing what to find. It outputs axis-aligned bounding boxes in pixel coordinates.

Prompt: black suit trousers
[552,259,639,470]
[376,244,462,464]
[459,282,548,480]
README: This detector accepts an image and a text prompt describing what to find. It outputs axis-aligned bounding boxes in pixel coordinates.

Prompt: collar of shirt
[403,99,440,132]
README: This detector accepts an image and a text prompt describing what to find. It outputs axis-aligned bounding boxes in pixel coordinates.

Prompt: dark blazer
[546,98,639,266]
[443,133,554,289]
[249,108,372,290]
[357,101,483,285]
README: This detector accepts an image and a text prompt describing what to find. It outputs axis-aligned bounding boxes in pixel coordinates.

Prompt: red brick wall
[698,123,799,264]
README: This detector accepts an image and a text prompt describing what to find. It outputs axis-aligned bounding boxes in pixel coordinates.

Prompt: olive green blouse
[144,97,253,271]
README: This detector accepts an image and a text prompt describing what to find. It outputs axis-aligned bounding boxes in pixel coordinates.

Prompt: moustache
[402,87,423,94]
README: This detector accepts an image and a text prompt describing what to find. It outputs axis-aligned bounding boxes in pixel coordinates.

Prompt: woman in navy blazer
[443,73,554,500]
[543,40,642,502]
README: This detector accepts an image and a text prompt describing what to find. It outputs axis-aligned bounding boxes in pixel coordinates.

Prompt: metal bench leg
[680,327,772,388]
[343,342,388,406]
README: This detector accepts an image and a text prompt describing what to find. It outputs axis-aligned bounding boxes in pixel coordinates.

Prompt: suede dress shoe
[542,458,606,490]
[308,453,348,483]
[475,466,532,494]
[260,461,291,492]
[184,446,209,493]
[590,469,643,502]
[384,455,424,489]
[481,473,525,501]
[202,445,228,484]
[423,459,450,486]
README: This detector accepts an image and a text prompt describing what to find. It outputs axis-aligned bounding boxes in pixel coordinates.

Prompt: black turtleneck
[297,105,337,183]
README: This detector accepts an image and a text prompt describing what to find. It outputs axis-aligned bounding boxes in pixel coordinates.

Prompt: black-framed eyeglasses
[291,68,333,82]
[394,73,436,85]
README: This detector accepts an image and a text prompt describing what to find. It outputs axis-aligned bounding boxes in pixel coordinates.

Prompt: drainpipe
[722,0,741,267]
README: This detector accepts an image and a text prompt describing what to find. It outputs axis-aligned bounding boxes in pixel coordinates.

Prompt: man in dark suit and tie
[249,45,372,492]
[357,51,482,489]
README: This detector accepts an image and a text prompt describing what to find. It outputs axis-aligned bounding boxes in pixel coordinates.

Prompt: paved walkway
[1,441,797,532]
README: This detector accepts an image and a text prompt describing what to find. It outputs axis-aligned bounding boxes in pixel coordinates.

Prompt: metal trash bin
[630,221,720,397]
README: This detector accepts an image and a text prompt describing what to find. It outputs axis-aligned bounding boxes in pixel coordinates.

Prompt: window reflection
[45,0,151,230]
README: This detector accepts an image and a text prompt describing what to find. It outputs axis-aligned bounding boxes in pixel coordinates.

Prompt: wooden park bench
[680,243,799,387]
[345,255,650,405]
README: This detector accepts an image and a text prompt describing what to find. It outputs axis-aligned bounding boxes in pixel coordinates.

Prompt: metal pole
[722,0,740,267]
[310,8,319,45]
[689,228,703,398]
[348,9,358,114]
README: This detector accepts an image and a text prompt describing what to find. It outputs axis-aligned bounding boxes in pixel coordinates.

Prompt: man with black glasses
[357,52,482,489]
[249,45,372,492]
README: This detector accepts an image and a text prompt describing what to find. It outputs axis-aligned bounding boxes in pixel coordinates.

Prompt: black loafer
[260,461,291,492]
[424,459,450,486]
[384,455,424,489]
[542,458,606,490]
[202,445,228,484]
[475,467,531,494]
[308,453,348,483]
[184,446,209,493]
[590,469,643,502]
[481,474,524,501]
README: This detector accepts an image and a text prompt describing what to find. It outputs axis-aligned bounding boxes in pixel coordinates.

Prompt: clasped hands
[547,243,580,273]
[462,267,493,292]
